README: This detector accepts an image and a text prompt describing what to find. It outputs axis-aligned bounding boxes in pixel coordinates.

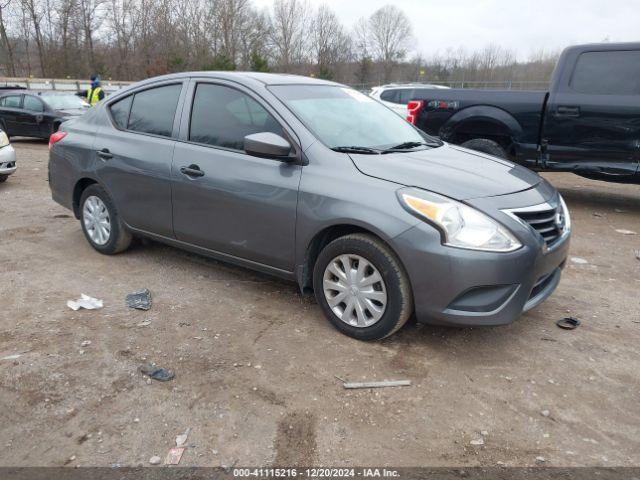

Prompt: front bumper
[0,144,16,175]
[393,186,570,326]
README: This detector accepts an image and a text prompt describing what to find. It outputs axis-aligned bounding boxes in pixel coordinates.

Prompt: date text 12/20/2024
[233,468,400,478]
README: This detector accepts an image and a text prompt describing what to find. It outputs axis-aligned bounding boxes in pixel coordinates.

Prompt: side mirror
[244,132,292,160]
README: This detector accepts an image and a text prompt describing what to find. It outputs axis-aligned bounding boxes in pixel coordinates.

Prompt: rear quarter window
[570,50,640,95]
[109,95,133,129]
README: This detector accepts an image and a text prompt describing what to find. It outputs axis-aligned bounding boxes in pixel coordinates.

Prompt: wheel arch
[297,222,406,293]
[72,177,99,219]
[440,105,522,152]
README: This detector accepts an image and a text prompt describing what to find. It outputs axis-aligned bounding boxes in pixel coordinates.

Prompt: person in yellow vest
[86,75,105,106]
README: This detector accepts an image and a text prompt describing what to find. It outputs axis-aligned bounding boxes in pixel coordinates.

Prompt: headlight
[398,188,522,252]
[0,131,9,148]
[559,194,571,233]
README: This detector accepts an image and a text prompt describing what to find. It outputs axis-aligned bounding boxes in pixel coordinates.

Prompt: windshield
[269,85,439,150]
[41,93,89,110]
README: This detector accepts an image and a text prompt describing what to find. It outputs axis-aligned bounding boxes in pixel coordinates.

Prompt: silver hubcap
[323,254,387,328]
[83,196,111,245]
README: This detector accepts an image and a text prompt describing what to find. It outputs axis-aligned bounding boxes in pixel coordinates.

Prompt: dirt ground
[1,139,639,468]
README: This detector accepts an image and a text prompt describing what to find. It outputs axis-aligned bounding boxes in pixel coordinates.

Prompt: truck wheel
[313,233,413,341]
[461,138,507,159]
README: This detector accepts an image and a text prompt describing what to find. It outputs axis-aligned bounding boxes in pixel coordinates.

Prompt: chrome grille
[512,204,566,248]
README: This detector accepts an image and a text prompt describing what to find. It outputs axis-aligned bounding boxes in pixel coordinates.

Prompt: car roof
[126,71,341,89]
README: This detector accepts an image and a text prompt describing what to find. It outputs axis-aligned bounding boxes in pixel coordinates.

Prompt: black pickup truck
[408,42,640,183]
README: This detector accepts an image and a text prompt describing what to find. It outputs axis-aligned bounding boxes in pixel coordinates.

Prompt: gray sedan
[48,72,570,340]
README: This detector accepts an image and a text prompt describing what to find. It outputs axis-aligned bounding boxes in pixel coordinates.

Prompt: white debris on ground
[570,257,589,265]
[67,294,103,311]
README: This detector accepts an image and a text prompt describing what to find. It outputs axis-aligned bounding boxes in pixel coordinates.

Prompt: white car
[0,129,16,183]
[370,83,450,117]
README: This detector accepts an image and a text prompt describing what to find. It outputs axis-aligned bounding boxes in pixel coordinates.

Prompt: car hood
[349,144,542,200]
[55,108,87,117]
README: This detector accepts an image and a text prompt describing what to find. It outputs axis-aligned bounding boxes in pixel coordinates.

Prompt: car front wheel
[79,184,132,254]
[313,233,413,340]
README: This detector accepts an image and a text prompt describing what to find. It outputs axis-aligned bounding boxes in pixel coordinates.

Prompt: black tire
[460,138,507,159]
[79,184,132,255]
[0,174,7,183]
[313,233,413,341]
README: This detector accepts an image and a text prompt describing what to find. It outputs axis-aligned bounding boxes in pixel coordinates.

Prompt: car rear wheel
[313,233,413,340]
[80,184,132,255]
[460,138,507,159]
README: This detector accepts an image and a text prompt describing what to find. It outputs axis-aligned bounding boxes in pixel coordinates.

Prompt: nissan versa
[48,72,571,340]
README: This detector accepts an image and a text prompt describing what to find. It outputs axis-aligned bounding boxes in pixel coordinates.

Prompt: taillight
[407,100,424,125]
[49,131,67,150]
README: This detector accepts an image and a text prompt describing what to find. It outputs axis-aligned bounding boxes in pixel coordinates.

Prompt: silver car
[48,72,570,340]
[0,129,16,182]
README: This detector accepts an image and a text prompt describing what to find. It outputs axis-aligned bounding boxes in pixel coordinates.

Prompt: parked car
[48,72,570,340]
[406,42,640,184]
[0,128,16,182]
[370,83,450,116]
[0,91,89,139]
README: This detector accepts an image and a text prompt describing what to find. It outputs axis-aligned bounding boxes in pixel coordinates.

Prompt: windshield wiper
[331,146,381,155]
[381,141,440,153]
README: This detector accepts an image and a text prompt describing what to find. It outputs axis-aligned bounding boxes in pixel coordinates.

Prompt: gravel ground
[1,139,639,468]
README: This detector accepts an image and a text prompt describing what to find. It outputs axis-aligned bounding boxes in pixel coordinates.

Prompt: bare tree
[367,5,412,83]
[20,0,47,76]
[77,0,106,72]
[0,0,558,88]
[351,17,372,85]
[269,0,307,71]
[0,0,16,76]
[310,4,350,79]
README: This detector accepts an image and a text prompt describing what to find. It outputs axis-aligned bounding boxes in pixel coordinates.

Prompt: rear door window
[570,50,640,95]
[189,83,284,150]
[109,95,133,129]
[127,84,182,137]
[1,95,22,108]
[23,95,44,112]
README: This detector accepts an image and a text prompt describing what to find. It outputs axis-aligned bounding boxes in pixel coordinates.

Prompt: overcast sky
[254,0,640,60]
